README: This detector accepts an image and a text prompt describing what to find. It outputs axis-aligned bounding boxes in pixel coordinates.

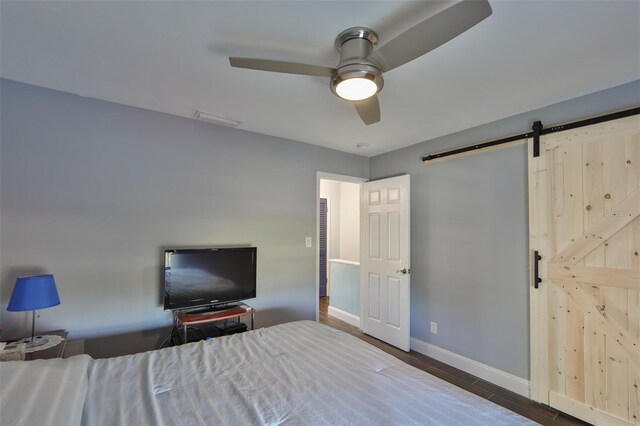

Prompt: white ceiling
[1,1,639,157]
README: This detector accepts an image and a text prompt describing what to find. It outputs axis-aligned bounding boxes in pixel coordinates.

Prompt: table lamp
[7,274,60,347]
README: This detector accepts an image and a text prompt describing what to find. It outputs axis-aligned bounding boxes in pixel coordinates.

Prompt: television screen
[164,247,256,311]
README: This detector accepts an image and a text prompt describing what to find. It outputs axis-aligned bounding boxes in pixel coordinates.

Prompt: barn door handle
[533,251,542,289]
[396,268,410,275]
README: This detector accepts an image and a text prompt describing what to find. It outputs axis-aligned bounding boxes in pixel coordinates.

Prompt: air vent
[194,110,240,128]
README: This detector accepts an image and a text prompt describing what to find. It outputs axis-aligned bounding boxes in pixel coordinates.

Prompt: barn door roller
[532,121,543,158]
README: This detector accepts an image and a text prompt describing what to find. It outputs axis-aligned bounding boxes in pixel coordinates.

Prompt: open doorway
[316,172,366,326]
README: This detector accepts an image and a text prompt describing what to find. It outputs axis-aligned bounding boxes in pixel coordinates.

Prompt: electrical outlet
[430,321,438,334]
[305,237,312,248]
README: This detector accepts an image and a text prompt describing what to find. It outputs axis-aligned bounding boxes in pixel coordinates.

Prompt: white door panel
[369,213,381,259]
[387,277,401,328]
[361,175,410,351]
[368,274,381,321]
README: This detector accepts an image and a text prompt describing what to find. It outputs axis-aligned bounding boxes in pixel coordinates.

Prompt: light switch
[305,237,312,248]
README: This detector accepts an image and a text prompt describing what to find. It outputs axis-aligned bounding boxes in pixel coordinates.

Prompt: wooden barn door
[529,114,640,425]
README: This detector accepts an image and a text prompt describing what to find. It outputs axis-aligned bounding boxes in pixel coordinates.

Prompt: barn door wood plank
[561,142,586,402]
[528,136,551,403]
[550,187,640,264]
[631,364,640,424]
[581,141,609,412]
[627,136,640,424]
[555,282,640,367]
[548,264,640,290]
[584,319,607,411]
[604,135,634,422]
[550,144,569,396]
[550,391,636,426]
[545,115,640,149]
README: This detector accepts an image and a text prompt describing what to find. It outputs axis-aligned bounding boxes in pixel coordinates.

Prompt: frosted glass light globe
[335,78,378,101]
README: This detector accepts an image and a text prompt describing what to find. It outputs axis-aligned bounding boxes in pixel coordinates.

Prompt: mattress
[82,320,535,425]
[0,354,92,426]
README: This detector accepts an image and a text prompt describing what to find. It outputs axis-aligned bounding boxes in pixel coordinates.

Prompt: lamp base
[16,335,49,348]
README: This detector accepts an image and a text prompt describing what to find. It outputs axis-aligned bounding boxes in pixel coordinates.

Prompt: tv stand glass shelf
[174,304,255,344]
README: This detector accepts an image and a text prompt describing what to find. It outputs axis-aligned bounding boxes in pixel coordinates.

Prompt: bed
[1,321,535,425]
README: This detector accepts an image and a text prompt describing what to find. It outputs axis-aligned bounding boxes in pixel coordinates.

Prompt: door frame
[315,172,368,322]
[324,197,331,296]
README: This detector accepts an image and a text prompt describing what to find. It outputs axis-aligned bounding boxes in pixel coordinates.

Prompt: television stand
[174,304,255,345]
[188,303,240,314]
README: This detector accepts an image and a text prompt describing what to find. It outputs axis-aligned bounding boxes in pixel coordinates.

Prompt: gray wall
[369,80,640,379]
[0,79,369,357]
[328,261,359,316]
[2,77,638,376]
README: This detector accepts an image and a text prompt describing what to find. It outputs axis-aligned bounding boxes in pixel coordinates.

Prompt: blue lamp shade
[7,274,61,312]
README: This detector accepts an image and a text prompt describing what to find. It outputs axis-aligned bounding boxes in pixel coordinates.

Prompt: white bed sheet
[82,321,535,425]
[0,354,92,426]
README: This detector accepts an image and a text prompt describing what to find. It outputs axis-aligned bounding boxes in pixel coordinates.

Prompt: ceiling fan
[229,0,492,125]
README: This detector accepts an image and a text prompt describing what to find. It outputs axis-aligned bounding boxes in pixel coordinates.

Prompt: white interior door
[360,175,410,351]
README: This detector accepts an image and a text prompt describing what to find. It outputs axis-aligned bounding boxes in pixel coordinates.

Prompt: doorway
[316,173,366,326]
[316,172,412,352]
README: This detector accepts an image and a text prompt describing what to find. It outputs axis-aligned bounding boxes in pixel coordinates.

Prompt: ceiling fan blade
[229,58,334,77]
[368,0,492,72]
[354,96,381,125]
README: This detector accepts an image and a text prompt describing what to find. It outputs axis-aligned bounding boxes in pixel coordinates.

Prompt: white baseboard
[410,337,530,398]
[328,306,360,327]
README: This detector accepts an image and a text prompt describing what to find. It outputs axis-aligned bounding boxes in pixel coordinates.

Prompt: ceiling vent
[194,110,241,128]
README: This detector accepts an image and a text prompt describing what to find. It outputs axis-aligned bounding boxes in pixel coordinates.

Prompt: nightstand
[2,330,68,360]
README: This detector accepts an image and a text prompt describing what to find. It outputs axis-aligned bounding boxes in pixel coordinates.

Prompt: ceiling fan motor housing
[330,27,384,100]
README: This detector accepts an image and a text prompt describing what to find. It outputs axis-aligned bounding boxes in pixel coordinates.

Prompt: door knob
[396,268,409,275]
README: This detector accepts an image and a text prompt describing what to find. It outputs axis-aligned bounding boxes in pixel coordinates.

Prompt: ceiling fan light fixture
[335,78,378,101]
[330,64,384,102]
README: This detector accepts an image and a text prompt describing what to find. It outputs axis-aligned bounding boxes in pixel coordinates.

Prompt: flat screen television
[163,247,257,311]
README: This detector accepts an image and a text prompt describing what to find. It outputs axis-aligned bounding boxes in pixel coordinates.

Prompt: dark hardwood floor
[318,297,589,426]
